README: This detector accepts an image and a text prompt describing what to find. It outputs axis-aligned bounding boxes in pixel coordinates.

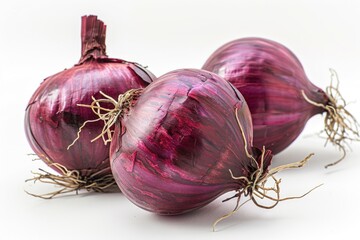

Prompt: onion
[24,15,155,198]
[202,37,359,167]
[84,69,316,228]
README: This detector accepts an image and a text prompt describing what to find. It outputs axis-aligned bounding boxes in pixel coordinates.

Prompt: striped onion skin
[203,37,327,154]
[25,15,154,180]
[110,69,272,215]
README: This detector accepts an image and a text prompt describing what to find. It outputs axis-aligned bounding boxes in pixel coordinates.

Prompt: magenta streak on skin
[24,15,155,177]
[203,37,328,154]
[110,69,273,215]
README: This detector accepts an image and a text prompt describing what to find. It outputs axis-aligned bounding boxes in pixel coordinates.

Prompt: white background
[1,0,360,239]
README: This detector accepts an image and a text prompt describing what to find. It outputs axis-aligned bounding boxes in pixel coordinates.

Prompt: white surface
[1,0,360,239]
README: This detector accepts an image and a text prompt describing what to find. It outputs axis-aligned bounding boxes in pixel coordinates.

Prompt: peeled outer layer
[24,15,154,177]
[203,37,329,154]
[110,69,272,215]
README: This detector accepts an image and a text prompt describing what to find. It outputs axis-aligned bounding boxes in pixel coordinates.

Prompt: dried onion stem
[302,69,360,168]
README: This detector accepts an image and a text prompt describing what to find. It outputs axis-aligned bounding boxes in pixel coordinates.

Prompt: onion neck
[78,15,108,64]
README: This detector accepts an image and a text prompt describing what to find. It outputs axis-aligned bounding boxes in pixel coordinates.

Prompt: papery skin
[110,69,272,215]
[24,15,154,177]
[202,37,329,154]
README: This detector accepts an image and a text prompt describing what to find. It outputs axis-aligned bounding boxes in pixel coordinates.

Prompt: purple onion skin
[202,37,328,154]
[24,15,155,176]
[110,69,272,215]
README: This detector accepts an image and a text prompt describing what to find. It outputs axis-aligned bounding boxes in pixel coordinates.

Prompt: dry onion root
[25,157,117,199]
[68,89,143,147]
[212,109,321,231]
[213,152,320,231]
[302,69,360,168]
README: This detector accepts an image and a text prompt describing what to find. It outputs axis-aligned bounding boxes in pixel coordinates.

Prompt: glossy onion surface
[110,69,272,215]
[203,37,328,154]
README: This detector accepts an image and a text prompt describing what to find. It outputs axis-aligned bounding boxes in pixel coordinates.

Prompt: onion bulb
[202,37,359,167]
[82,69,317,228]
[24,15,155,198]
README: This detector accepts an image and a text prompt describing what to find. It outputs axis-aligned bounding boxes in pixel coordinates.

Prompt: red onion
[24,15,155,198]
[85,69,315,228]
[202,37,359,167]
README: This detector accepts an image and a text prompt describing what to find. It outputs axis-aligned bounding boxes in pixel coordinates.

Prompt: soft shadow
[146,196,277,232]
[271,144,354,175]
[23,186,123,200]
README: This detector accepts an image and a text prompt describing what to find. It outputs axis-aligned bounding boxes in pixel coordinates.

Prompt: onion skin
[110,69,272,215]
[24,15,155,178]
[202,37,329,154]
